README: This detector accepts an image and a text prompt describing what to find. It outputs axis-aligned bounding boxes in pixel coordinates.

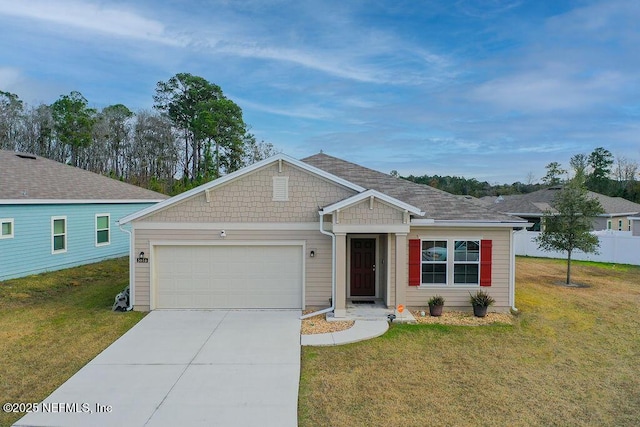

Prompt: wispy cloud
[233,97,334,121]
[472,69,628,112]
[1,0,638,184]
[0,67,21,88]
[212,41,387,84]
[0,0,455,87]
[454,0,523,19]
[0,0,181,45]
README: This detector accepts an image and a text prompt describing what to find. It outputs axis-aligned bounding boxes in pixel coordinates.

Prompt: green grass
[0,257,145,427]
[299,257,640,427]
[2,255,638,426]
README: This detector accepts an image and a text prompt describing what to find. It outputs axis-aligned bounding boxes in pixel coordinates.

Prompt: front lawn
[299,257,640,426]
[0,257,145,427]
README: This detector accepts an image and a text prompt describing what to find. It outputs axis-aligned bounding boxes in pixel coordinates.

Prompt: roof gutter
[411,219,532,228]
[0,199,165,205]
[300,213,335,320]
[599,212,639,217]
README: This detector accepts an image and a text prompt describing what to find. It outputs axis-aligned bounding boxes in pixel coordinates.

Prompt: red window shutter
[480,240,492,287]
[408,239,421,286]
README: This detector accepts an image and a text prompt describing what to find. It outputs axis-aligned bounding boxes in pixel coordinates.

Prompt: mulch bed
[301,309,514,334]
[411,310,514,325]
[301,312,355,335]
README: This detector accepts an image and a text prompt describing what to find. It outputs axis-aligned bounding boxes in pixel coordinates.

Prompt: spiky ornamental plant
[535,174,605,285]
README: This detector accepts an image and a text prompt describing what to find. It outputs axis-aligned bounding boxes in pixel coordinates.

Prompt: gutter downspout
[510,229,518,313]
[300,212,335,320]
[118,222,134,311]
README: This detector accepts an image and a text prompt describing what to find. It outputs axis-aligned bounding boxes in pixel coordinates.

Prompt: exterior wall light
[310,250,315,258]
[220,230,226,238]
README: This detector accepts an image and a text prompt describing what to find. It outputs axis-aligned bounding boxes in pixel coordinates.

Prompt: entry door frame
[347,235,379,298]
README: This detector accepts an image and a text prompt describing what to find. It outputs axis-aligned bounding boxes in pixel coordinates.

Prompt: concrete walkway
[301,320,389,346]
[15,310,301,427]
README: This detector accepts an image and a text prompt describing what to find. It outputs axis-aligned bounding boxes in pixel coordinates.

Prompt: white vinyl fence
[514,230,640,266]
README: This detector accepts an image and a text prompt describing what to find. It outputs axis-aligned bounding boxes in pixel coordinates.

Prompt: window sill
[417,284,480,289]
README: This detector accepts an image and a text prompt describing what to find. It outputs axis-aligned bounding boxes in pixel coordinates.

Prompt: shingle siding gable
[140,162,356,223]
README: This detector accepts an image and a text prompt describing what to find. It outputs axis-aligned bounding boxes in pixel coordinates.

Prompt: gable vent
[273,176,289,201]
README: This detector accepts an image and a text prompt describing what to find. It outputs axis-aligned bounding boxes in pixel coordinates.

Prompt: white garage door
[154,245,303,309]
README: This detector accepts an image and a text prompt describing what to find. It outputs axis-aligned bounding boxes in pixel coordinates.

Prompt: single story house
[482,186,640,232]
[0,150,167,281]
[119,153,528,316]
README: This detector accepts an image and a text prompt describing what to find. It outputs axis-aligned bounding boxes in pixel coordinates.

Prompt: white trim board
[1,199,165,205]
[133,222,320,230]
[412,220,532,228]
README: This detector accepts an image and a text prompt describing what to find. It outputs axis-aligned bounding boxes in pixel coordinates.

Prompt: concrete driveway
[15,310,301,427]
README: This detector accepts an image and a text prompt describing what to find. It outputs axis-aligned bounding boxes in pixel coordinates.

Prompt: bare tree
[129,111,178,192]
[0,91,23,150]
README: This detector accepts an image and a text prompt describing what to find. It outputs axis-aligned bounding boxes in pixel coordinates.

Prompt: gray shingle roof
[0,150,167,202]
[484,186,640,216]
[301,153,520,222]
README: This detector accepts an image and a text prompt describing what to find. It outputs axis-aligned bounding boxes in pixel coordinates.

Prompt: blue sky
[1,0,638,183]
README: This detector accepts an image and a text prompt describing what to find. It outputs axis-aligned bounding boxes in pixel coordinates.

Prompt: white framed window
[419,239,480,286]
[96,214,110,246]
[421,240,447,284]
[51,216,67,254]
[1,218,14,239]
[607,220,612,230]
[272,176,289,201]
[453,240,480,285]
[618,220,623,231]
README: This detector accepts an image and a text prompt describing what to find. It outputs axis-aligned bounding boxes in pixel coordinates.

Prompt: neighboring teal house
[0,150,167,281]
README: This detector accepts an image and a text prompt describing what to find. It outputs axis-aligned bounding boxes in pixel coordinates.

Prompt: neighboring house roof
[302,153,520,222]
[0,150,167,204]
[482,186,640,217]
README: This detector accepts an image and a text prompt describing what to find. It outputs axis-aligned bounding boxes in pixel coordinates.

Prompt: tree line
[0,73,277,195]
[402,147,640,203]
[399,172,544,199]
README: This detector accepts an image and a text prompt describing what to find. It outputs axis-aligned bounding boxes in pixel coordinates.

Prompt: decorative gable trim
[319,189,425,216]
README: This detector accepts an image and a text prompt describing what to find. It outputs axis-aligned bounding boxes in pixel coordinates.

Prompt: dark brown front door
[350,238,376,297]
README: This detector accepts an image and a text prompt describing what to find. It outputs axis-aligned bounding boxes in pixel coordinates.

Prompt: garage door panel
[154,245,302,309]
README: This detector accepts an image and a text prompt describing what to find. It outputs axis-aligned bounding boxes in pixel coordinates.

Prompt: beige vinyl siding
[339,199,405,225]
[139,162,355,223]
[132,227,332,310]
[405,227,512,312]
